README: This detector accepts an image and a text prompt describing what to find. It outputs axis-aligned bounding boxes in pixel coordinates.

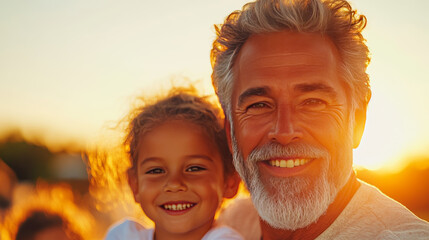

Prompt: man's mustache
[247,142,330,164]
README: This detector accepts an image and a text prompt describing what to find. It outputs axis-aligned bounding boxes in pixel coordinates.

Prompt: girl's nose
[163,173,187,192]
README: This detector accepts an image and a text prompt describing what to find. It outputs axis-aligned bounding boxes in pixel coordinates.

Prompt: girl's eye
[186,166,206,172]
[145,168,165,174]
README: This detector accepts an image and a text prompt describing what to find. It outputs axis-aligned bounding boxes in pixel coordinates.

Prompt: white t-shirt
[104,218,244,240]
[217,180,429,240]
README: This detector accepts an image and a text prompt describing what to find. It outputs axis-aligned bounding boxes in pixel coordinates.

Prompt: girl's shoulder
[104,218,154,240]
[202,225,244,240]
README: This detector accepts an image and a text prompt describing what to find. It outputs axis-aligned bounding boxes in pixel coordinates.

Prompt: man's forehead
[236,31,340,69]
[231,31,346,104]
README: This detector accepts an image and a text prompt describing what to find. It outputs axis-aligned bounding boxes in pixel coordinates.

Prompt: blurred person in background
[0,159,17,220]
[1,182,94,240]
[15,210,83,240]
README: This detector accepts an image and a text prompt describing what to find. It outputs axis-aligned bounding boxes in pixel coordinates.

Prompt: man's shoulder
[354,180,428,225]
[321,180,429,239]
[104,218,153,240]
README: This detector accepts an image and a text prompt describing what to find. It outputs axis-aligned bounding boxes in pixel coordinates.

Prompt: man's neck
[260,174,360,240]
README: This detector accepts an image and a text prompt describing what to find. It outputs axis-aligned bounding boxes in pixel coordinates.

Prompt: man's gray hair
[211,0,371,119]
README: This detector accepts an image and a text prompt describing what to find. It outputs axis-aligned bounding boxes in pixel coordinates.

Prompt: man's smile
[258,158,317,178]
[267,158,311,168]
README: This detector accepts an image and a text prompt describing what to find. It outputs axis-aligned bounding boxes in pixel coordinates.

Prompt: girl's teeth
[163,203,195,211]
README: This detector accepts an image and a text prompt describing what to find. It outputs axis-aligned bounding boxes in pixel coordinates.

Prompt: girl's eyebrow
[186,155,214,162]
[139,157,161,167]
[139,155,214,166]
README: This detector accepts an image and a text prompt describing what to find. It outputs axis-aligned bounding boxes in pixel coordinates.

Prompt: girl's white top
[104,218,244,240]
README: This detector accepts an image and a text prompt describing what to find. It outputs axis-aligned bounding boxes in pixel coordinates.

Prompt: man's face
[228,31,356,229]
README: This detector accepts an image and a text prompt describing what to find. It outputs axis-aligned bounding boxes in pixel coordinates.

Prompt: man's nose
[163,172,187,193]
[267,104,303,144]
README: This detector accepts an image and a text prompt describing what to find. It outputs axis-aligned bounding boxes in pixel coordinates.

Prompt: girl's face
[129,120,234,239]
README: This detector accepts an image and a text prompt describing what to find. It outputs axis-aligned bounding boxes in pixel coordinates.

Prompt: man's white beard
[231,137,341,230]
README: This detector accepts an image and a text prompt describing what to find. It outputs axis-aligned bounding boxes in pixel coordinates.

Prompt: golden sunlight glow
[0,0,427,174]
[0,2,428,239]
[85,144,152,228]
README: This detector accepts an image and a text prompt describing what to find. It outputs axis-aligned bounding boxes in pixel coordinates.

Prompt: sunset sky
[0,0,428,171]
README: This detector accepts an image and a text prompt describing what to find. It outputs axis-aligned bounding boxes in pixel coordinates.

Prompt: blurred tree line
[0,132,56,181]
[0,131,88,192]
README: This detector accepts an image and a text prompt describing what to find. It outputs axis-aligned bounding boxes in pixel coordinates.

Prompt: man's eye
[247,102,267,110]
[303,98,327,106]
[186,166,206,172]
[244,101,273,115]
[145,168,164,174]
[300,98,327,111]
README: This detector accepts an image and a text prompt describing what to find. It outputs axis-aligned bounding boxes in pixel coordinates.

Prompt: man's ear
[353,102,369,149]
[224,118,233,154]
[223,172,241,199]
[127,168,139,202]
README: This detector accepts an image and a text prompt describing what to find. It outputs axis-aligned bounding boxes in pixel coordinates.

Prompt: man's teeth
[162,203,195,211]
[268,159,310,168]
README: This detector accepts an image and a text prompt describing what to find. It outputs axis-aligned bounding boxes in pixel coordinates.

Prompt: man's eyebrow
[294,83,337,98]
[238,87,269,106]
